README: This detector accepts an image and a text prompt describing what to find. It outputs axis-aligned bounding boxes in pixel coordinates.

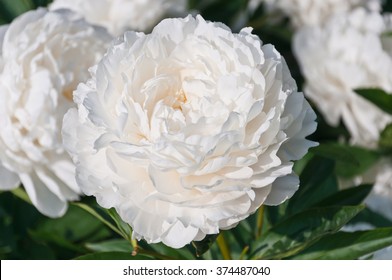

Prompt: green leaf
[86,239,133,253]
[355,88,392,115]
[140,241,196,260]
[379,123,392,152]
[199,0,249,28]
[310,143,381,178]
[192,234,218,257]
[30,204,111,252]
[292,228,392,259]
[334,146,380,178]
[310,143,360,166]
[74,252,153,260]
[72,203,124,239]
[315,184,373,207]
[350,208,392,227]
[287,156,337,214]
[31,0,52,8]
[1,0,33,19]
[250,205,364,260]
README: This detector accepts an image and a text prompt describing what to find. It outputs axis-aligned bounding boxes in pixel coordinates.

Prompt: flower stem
[131,239,139,256]
[216,232,232,260]
[256,205,265,239]
[239,245,249,260]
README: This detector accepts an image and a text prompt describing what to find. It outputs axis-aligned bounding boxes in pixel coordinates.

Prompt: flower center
[63,88,73,101]
[171,88,187,110]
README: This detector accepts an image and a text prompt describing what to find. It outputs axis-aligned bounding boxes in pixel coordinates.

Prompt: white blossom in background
[261,0,381,28]
[294,8,392,147]
[0,9,112,217]
[293,8,392,245]
[49,0,188,36]
[361,159,392,221]
[63,15,317,248]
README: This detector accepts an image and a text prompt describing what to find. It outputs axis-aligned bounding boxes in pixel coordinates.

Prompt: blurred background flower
[49,0,188,35]
[0,8,112,217]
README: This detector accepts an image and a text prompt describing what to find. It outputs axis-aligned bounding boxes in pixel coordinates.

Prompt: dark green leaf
[315,184,373,207]
[335,146,380,178]
[140,241,196,260]
[379,123,392,152]
[1,0,33,19]
[310,143,360,166]
[31,0,52,8]
[355,88,392,115]
[86,239,133,253]
[350,208,392,227]
[248,0,265,22]
[384,0,392,12]
[192,234,218,257]
[74,252,153,260]
[287,156,337,214]
[292,228,392,259]
[32,205,110,243]
[251,205,364,259]
[199,0,249,28]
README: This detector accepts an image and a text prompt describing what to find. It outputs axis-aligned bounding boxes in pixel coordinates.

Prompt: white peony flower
[293,8,392,147]
[49,0,188,36]
[0,8,112,217]
[63,15,317,248]
[261,0,381,28]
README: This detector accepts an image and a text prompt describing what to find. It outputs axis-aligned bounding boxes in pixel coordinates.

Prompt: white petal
[0,163,20,190]
[20,173,67,218]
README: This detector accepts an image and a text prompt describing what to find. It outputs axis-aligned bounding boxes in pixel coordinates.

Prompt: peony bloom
[293,8,392,147]
[260,0,381,28]
[63,15,317,248]
[49,0,188,36]
[0,9,112,217]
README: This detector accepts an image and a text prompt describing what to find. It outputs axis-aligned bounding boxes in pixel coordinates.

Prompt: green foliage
[192,0,249,29]
[379,123,392,153]
[354,88,392,115]
[75,252,153,260]
[315,184,373,207]
[250,206,364,259]
[192,234,218,257]
[292,228,392,260]
[335,147,381,178]
[286,156,338,215]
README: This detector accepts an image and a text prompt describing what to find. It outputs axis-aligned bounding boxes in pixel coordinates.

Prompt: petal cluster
[49,0,187,36]
[63,15,317,248]
[0,9,112,217]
